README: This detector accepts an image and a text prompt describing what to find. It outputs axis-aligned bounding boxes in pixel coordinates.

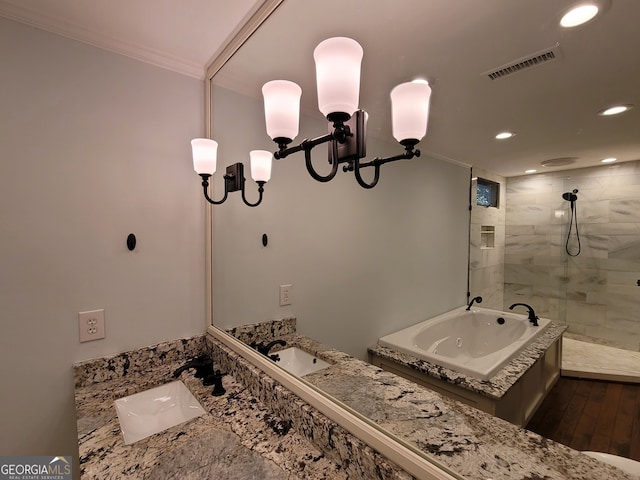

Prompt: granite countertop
[279,332,638,480]
[74,337,347,480]
[367,322,567,399]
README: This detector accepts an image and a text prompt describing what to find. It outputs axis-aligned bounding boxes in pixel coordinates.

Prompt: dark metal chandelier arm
[273,123,351,160]
[200,174,229,205]
[241,181,266,207]
[304,142,340,182]
[359,147,421,169]
[353,160,380,189]
[274,133,333,160]
[354,146,420,189]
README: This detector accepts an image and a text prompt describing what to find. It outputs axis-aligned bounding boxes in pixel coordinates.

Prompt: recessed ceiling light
[411,78,430,85]
[601,157,617,163]
[525,169,537,174]
[495,131,516,140]
[560,3,600,27]
[598,104,633,116]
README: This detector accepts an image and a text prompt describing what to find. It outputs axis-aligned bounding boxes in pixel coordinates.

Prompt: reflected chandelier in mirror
[194,35,432,204]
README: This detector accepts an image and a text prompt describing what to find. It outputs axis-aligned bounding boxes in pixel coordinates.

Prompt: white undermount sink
[114,380,205,444]
[272,347,330,376]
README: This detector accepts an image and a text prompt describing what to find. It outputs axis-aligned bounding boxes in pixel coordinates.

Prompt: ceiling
[2,0,639,177]
[0,0,262,79]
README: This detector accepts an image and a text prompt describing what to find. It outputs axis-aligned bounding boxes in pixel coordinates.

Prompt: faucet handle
[210,370,226,396]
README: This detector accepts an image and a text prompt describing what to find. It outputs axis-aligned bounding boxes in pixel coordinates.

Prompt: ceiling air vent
[483,44,561,80]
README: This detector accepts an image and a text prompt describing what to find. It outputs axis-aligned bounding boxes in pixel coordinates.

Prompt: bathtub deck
[368,322,566,400]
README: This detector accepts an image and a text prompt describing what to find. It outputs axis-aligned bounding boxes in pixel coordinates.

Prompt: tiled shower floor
[562,336,640,383]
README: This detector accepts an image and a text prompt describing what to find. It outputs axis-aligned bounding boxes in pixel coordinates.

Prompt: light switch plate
[279,284,292,306]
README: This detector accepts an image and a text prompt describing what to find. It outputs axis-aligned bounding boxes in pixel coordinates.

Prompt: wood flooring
[526,376,640,462]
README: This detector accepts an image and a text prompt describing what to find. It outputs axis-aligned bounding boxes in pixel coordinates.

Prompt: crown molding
[0,1,205,79]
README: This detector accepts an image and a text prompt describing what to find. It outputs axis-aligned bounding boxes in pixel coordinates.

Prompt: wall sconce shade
[313,37,363,120]
[390,82,431,144]
[250,150,272,182]
[262,80,302,144]
[191,141,268,207]
[191,138,218,174]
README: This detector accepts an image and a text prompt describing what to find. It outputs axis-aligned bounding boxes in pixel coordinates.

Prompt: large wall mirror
[205,0,640,475]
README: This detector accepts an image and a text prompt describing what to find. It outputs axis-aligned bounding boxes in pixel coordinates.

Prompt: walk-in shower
[469,161,640,366]
[562,189,581,256]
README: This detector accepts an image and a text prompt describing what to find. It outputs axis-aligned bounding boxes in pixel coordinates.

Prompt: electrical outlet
[279,284,292,306]
[78,309,105,342]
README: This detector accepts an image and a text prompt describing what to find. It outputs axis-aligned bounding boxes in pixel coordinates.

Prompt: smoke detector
[541,157,578,167]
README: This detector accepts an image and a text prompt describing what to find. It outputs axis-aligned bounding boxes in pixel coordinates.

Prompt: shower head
[562,189,578,202]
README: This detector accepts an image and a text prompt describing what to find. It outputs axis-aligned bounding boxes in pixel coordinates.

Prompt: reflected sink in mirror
[272,347,330,376]
[114,380,205,445]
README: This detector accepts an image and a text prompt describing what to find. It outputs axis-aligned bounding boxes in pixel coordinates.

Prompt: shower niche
[480,225,495,249]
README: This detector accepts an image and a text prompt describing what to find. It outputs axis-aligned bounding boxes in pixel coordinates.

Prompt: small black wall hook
[126,233,137,251]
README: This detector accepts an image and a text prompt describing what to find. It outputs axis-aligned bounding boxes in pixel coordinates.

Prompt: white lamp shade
[390,82,432,143]
[262,80,302,141]
[250,150,272,182]
[191,138,218,174]
[313,37,363,118]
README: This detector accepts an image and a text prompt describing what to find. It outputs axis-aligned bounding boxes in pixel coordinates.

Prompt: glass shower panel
[501,174,566,323]
[561,166,640,351]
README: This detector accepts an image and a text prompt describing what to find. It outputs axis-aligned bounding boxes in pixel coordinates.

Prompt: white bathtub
[378,306,551,380]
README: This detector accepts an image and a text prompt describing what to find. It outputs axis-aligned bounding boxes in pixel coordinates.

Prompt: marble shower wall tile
[506,204,553,225]
[502,159,640,350]
[609,234,640,259]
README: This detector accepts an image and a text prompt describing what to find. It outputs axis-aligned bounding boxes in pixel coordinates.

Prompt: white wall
[0,18,205,469]
[211,86,470,359]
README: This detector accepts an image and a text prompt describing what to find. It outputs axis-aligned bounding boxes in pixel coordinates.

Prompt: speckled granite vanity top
[277,331,637,480]
[73,336,345,479]
[75,328,637,480]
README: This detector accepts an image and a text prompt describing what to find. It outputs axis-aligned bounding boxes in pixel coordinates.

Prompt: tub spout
[509,303,539,326]
[466,296,482,311]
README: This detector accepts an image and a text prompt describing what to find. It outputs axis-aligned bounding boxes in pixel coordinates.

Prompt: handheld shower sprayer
[562,189,580,256]
[562,189,578,202]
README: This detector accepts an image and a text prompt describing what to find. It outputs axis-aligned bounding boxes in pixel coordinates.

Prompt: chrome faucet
[466,296,483,311]
[509,303,539,326]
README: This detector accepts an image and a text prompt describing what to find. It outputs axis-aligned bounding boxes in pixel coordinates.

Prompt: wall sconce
[191,139,272,207]
[191,36,431,206]
[263,36,432,189]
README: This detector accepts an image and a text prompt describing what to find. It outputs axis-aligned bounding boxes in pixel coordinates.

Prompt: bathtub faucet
[466,296,482,310]
[509,303,539,327]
